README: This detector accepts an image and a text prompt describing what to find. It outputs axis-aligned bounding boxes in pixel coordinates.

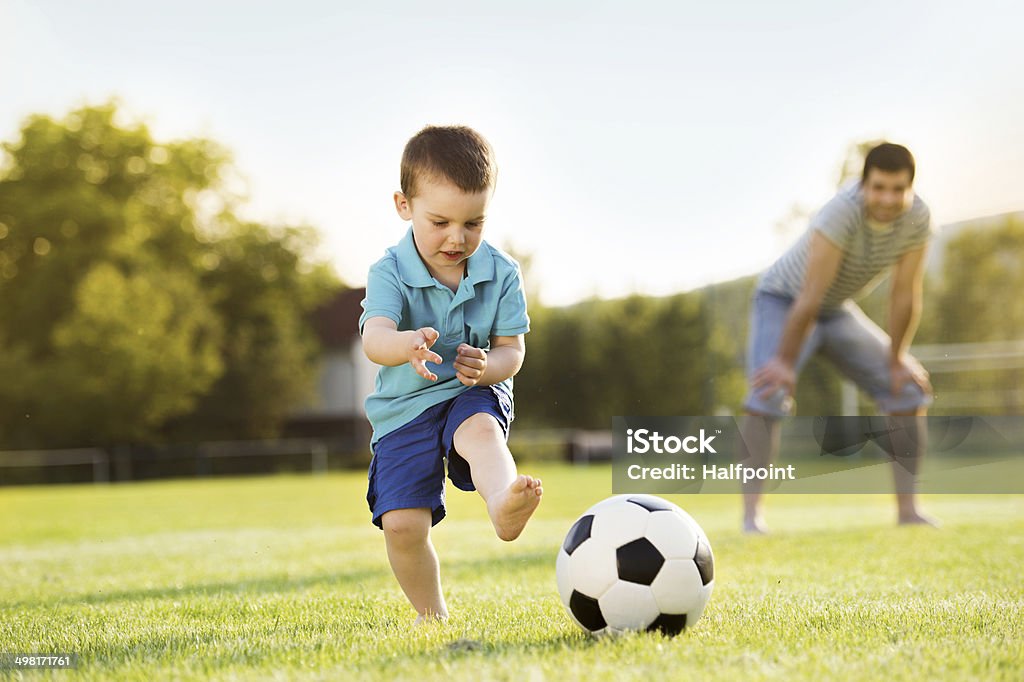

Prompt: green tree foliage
[517,139,1023,425]
[936,217,1024,343]
[167,221,337,440]
[17,264,223,446]
[516,290,746,428]
[0,103,339,448]
[927,216,1024,413]
[835,138,886,187]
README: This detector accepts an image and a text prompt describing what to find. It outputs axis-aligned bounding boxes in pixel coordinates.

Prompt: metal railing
[0,438,337,485]
[842,340,1024,414]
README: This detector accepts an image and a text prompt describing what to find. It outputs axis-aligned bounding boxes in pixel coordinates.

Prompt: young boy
[359,125,542,623]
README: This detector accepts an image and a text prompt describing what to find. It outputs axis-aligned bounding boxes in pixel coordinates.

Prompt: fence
[0,438,345,486]
[841,340,1024,414]
[5,341,1020,484]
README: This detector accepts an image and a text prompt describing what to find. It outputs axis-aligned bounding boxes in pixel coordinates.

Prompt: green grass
[1,464,1022,681]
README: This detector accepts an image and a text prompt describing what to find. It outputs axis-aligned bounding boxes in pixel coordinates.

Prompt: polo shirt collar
[394,226,495,288]
[395,227,433,288]
[465,240,495,285]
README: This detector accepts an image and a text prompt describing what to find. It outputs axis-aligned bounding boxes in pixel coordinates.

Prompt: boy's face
[394,175,491,281]
[862,168,914,223]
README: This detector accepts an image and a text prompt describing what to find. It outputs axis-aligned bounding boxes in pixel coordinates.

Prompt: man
[741,142,936,533]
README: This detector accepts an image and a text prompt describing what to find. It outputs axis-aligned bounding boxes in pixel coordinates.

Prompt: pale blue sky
[3,0,1022,304]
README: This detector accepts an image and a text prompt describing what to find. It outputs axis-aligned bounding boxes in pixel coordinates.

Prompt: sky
[2,0,1022,306]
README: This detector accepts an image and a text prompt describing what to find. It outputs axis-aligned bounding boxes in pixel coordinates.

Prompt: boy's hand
[408,327,443,381]
[454,344,487,386]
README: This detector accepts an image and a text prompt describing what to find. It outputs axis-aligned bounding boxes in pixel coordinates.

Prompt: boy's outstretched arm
[362,317,443,382]
[454,335,524,387]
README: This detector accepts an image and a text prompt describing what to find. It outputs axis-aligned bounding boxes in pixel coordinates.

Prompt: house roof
[311,287,365,348]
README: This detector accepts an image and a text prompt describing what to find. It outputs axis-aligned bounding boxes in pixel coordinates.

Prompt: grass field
[1,463,1022,681]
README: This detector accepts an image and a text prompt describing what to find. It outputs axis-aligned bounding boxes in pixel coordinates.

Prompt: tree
[167,220,338,439]
[0,102,339,448]
[928,216,1024,414]
[515,288,747,429]
[835,138,886,188]
[936,217,1024,343]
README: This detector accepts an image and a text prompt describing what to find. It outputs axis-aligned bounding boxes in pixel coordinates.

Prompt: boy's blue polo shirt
[359,227,531,446]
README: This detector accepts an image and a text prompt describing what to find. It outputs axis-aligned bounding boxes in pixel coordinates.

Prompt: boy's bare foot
[413,612,448,626]
[488,474,543,541]
[898,511,941,528]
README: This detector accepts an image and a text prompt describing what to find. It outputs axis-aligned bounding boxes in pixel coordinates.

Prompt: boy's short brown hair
[400,125,497,199]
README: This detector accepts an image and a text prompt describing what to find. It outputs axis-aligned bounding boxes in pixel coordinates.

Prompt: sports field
[1,463,1022,681]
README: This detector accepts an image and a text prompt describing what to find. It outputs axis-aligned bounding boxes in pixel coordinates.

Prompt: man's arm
[887,245,931,395]
[752,232,843,398]
[453,334,525,387]
[888,245,927,360]
[779,233,844,362]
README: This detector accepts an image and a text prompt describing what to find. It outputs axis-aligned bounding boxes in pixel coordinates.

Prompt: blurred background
[2,0,1022,484]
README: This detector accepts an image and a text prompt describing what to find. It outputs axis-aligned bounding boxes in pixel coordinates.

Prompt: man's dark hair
[862,143,915,183]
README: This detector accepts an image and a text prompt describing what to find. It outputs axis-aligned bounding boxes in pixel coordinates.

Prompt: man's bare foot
[898,512,941,528]
[742,517,769,535]
[487,475,543,541]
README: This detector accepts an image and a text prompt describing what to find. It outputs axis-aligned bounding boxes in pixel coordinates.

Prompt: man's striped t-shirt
[757,182,934,310]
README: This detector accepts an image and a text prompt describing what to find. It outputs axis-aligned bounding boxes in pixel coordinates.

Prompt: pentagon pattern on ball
[562,514,593,555]
[647,612,687,636]
[626,495,676,512]
[569,590,606,632]
[694,538,714,585]
[616,538,664,585]
[556,494,715,638]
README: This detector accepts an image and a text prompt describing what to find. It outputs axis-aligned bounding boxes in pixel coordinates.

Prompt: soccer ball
[555,494,714,636]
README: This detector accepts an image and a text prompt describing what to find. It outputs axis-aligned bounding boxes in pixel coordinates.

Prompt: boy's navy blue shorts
[366,385,514,529]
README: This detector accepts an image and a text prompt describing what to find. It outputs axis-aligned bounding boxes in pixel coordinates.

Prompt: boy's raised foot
[488,474,543,541]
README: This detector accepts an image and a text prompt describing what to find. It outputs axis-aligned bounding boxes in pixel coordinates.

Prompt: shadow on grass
[436,631,598,657]
[6,548,589,677]
[56,627,599,678]
[3,550,557,610]
[343,629,600,676]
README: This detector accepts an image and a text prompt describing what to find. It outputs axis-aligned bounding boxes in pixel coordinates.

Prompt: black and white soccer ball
[556,494,714,636]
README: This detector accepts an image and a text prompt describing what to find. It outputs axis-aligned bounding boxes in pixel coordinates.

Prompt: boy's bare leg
[453,413,543,541]
[380,508,449,621]
[739,413,780,534]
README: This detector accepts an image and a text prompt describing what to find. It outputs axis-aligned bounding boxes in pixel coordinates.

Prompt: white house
[287,287,377,447]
